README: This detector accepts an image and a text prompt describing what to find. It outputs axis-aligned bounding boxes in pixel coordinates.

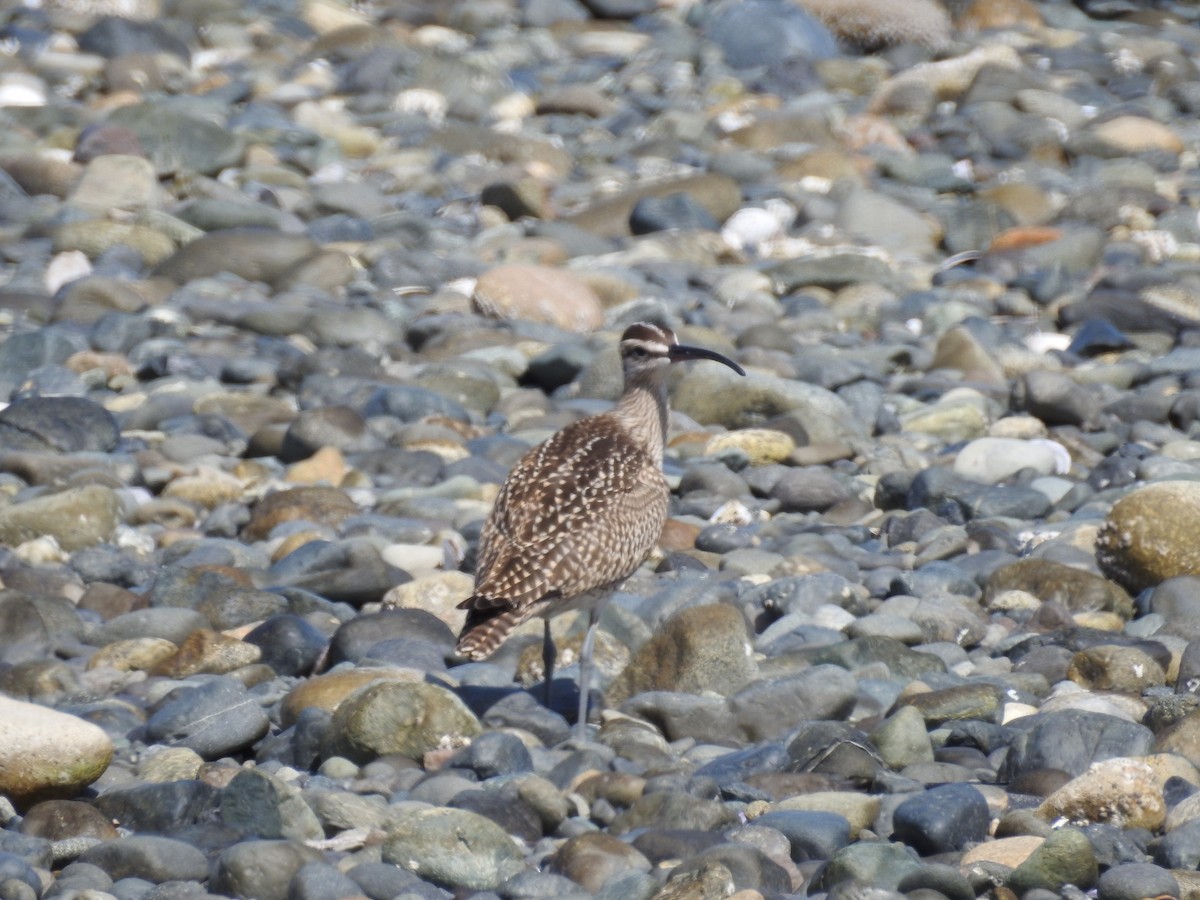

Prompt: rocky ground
[6,0,1200,897]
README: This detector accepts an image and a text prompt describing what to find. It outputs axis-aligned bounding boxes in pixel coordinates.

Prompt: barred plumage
[455,322,745,737]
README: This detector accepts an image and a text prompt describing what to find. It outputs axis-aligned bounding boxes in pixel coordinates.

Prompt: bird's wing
[469,415,669,608]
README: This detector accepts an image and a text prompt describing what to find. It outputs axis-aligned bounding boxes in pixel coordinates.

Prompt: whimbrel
[455,322,746,737]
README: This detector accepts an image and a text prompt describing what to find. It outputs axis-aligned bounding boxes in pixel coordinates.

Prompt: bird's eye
[630,347,648,358]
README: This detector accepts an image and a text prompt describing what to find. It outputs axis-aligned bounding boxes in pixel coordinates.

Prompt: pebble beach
[6,0,1200,897]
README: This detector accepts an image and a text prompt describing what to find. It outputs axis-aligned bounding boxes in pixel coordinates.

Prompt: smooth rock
[210,839,322,900]
[953,437,1067,484]
[0,696,112,806]
[19,799,119,842]
[220,768,323,842]
[606,603,756,706]
[1096,862,1180,900]
[324,681,481,763]
[79,836,208,883]
[0,396,119,453]
[1098,481,1200,594]
[473,264,604,333]
[1001,709,1154,779]
[0,485,120,552]
[1036,758,1165,831]
[142,677,270,760]
[891,783,990,855]
[382,807,526,891]
[1007,827,1098,894]
[280,668,420,728]
[551,832,651,893]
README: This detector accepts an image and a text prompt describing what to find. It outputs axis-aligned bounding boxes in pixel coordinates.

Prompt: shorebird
[455,322,746,738]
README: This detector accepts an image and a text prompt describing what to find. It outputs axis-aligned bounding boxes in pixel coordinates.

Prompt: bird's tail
[455,601,528,661]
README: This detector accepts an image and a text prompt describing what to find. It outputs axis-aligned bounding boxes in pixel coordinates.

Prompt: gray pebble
[142,677,271,760]
[79,836,208,884]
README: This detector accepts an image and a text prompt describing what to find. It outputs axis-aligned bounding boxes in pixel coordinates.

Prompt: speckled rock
[324,681,481,763]
[1067,646,1165,694]
[1036,758,1166,831]
[151,629,262,677]
[985,558,1134,619]
[607,603,756,706]
[704,429,796,465]
[86,637,176,673]
[382,807,527,891]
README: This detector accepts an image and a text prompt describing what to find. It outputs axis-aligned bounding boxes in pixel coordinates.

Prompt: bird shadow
[452,677,582,719]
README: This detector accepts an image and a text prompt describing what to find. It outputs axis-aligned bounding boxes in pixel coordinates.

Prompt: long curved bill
[668,343,746,376]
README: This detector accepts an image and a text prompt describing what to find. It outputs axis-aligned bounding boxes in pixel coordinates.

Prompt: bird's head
[618,322,746,380]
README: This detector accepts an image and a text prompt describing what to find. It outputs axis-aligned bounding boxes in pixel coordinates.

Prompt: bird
[455,321,746,738]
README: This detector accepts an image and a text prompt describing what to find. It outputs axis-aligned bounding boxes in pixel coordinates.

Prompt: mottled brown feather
[456,411,669,659]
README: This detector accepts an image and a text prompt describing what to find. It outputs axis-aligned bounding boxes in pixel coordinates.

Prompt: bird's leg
[575,605,599,741]
[542,618,556,707]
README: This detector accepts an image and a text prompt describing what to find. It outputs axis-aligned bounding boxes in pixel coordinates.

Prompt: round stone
[0,696,113,806]
[325,681,481,763]
[1097,482,1200,593]
[1035,758,1166,831]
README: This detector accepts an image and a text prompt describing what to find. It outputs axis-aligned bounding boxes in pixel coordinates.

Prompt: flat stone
[153,229,317,286]
[79,835,208,883]
[1087,115,1184,155]
[142,677,270,760]
[0,396,119,453]
[473,264,604,333]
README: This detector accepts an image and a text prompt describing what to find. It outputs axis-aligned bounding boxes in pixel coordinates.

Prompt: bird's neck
[613,377,669,459]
